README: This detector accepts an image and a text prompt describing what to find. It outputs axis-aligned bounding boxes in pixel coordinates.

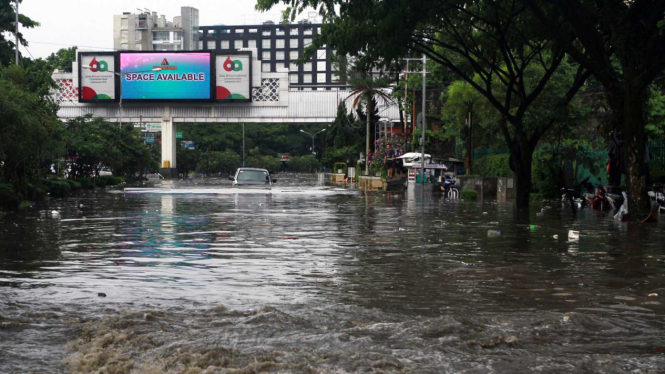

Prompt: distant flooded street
[1,175,664,373]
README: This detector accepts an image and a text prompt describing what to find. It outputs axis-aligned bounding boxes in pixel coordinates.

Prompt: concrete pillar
[159,108,178,179]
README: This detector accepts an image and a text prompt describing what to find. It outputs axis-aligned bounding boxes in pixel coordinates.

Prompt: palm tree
[345,74,393,175]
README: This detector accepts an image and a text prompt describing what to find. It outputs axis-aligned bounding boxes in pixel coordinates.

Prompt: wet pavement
[1,175,664,373]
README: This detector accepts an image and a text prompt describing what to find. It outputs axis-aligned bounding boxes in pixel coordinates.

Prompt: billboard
[119,52,212,101]
[78,52,118,102]
[215,52,251,102]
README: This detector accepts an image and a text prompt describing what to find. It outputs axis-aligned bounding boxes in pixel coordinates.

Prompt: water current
[1,175,664,373]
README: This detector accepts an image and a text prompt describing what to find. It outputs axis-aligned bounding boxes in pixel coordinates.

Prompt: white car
[229,168,277,189]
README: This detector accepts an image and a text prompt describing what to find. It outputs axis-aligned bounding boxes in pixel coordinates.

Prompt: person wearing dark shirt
[384,143,394,179]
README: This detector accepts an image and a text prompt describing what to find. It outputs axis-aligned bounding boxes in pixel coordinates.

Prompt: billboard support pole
[118,74,123,130]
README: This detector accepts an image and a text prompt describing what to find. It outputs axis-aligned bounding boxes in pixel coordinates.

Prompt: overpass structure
[51,52,401,178]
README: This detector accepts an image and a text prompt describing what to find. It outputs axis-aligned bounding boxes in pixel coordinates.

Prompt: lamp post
[81,65,162,129]
[300,128,327,156]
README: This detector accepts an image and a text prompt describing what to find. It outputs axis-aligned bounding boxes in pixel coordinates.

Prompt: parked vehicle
[228,168,276,189]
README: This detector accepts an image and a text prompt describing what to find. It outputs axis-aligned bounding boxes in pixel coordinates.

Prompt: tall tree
[257,0,590,208]
[0,0,39,66]
[524,0,665,218]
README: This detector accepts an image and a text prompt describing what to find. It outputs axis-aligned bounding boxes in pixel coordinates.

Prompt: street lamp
[81,65,162,129]
[300,128,326,156]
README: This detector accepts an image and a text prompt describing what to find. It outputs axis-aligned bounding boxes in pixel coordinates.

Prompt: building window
[248,40,257,48]
[304,38,312,47]
[154,31,169,41]
[235,28,244,33]
[276,51,285,60]
[121,43,128,50]
[262,51,271,60]
[262,39,271,49]
[303,62,312,72]
[249,28,258,33]
[317,61,326,71]
[317,49,327,60]
[262,29,271,36]
[289,62,299,71]
[276,39,285,48]
[235,40,243,49]
[207,41,216,49]
[289,74,298,83]
[221,40,229,49]
[317,73,326,83]
[262,62,271,72]
[290,39,298,48]
[303,74,312,83]
[290,51,299,60]
[198,40,203,49]
[304,27,313,35]
[290,28,299,35]
[331,73,340,82]
[121,18,128,29]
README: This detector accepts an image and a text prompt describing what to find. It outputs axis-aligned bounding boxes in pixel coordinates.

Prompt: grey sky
[16,0,304,59]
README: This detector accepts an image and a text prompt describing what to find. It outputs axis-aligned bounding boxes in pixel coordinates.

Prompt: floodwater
[1,175,664,373]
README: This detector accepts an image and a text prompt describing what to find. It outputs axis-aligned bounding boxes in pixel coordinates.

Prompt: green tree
[257,0,591,208]
[0,0,39,67]
[526,0,665,218]
[0,65,63,195]
[46,46,77,72]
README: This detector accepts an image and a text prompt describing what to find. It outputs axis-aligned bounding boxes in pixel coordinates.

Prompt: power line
[27,40,114,50]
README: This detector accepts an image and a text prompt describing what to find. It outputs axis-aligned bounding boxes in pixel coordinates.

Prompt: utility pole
[403,60,409,151]
[421,53,426,185]
[15,1,19,65]
[242,123,245,166]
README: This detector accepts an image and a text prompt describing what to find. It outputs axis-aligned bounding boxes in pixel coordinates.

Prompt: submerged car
[229,168,277,189]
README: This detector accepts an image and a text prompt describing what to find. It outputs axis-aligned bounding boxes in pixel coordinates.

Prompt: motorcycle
[561,177,624,212]
[433,174,459,199]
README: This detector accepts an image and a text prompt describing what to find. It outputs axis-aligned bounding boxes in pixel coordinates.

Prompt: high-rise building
[198,21,343,88]
[113,7,199,51]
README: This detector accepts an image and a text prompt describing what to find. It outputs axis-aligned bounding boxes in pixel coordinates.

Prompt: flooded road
[1,175,664,373]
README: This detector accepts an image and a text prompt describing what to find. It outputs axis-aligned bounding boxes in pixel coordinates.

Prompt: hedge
[0,183,22,210]
[461,189,478,201]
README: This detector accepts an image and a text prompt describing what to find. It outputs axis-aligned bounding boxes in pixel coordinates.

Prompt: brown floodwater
[1,175,664,373]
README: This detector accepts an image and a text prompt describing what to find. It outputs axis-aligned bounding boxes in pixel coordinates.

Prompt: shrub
[651,163,665,183]
[0,183,22,210]
[289,155,321,173]
[66,180,82,190]
[77,177,97,189]
[474,154,512,177]
[43,179,71,197]
[97,175,125,186]
[460,189,478,201]
[26,183,48,201]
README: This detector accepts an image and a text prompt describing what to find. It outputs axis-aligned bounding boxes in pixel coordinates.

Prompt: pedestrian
[384,143,394,179]
[394,144,404,178]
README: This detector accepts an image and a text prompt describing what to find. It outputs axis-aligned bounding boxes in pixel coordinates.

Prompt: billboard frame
[78,51,120,103]
[214,50,252,103]
[118,50,215,103]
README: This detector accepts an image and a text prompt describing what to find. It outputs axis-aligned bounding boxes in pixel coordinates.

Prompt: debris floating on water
[648,293,658,297]
[97,293,106,297]
[568,230,580,242]
[282,237,298,240]
[553,235,559,240]
[487,230,501,237]
[398,227,406,232]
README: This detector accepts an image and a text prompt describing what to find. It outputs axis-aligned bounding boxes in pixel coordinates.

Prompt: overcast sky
[14,0,311,59]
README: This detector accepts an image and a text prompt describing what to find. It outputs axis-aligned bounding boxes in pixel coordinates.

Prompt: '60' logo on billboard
[223,57,243,72]
[88,57,109,73]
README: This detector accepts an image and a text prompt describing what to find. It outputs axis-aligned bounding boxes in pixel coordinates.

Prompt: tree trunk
[620,84,651,220]
[512,147,533,209]
[365,96,372,176]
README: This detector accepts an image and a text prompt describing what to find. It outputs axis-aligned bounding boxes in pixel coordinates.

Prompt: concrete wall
[459,177,514,201]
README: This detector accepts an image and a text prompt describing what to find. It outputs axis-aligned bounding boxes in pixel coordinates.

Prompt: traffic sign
[176,132,183,139]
